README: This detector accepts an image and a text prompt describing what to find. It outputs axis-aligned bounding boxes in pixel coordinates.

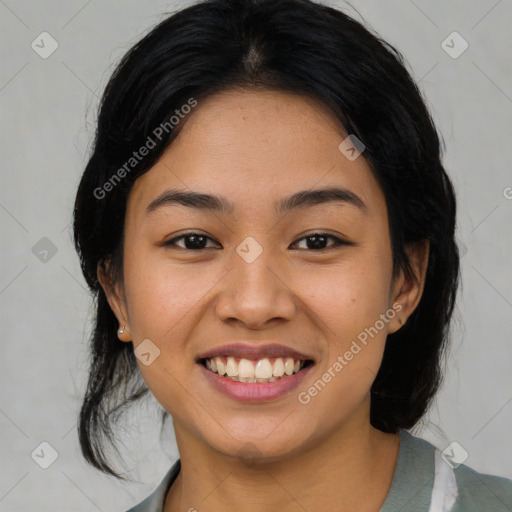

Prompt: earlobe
[117,325,132,342]
[97,261,131,342]
[387,300,404,335]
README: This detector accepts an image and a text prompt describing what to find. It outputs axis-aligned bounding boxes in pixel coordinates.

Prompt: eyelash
[164,232,351,251]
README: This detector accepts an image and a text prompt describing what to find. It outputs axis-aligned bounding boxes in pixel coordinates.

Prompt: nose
[214,247,297,329]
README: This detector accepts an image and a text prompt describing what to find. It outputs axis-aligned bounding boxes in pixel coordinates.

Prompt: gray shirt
[125,429,512,511]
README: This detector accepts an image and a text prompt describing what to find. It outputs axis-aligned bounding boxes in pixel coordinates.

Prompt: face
[100,89,427,462]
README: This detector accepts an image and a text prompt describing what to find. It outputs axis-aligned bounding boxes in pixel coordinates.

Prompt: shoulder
[124,460,181,512]
[451,461,512,511]
[393,430,512,511]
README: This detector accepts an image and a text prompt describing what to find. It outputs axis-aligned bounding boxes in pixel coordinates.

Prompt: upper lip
[197,343,314,362]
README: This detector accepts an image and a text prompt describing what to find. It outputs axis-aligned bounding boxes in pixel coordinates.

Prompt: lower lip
[198,363,314,403]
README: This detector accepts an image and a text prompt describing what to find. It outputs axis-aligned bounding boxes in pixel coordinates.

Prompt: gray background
[1,0,511,510]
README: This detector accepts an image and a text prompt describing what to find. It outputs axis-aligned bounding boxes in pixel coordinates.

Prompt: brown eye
[164,232,351,251]
[165,233,220,250]
[291,233,349,250]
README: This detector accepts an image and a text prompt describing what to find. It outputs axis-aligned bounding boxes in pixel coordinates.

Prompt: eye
[290,233,350,251]
[164,232,221,250]
[164,232,351,251]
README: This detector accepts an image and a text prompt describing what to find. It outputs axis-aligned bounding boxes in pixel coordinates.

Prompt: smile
[202,356,311,383]
[196,343,316,402]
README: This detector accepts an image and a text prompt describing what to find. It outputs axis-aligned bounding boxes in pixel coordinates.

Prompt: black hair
[73,0,460,479]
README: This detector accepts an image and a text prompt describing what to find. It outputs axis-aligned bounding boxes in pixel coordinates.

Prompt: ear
[387,240,430,334]
[97,260,132,342]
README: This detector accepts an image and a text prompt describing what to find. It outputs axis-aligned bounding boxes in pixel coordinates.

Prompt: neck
[164,406,399,512]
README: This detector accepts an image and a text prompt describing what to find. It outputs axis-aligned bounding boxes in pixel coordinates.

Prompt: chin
[197,419,316,465]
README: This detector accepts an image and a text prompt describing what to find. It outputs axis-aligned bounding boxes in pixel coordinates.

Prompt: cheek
[122,235,393,420]
[300,256,392,342]
[296,253,393,404]
[121,249,216,414]
[122,249,220,340]
[124,240,393,358]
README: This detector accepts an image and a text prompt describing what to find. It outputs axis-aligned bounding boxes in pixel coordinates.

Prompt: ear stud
[118,326,125,335]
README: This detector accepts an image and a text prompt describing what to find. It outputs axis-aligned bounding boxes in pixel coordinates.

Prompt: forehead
[127,89,385,219]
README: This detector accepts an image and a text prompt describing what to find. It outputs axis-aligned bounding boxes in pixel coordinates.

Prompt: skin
[99,89,429,511]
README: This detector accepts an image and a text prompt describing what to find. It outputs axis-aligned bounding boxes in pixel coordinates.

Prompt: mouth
[200,356,314,383]
[196,343,315,402]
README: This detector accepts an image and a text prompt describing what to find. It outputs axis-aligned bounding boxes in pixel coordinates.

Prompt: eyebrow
[146,186,367,216]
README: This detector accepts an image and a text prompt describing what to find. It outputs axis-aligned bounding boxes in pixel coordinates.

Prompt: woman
[72,0,512,510]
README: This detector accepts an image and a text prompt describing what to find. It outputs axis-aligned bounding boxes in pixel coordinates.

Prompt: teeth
[204,356,307,382]
[216,357,226,376]
[255,358,273,379]
[226,356,237,377]
[238,358,255,378]
[284,357,294,376]
[272,358,284,377]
